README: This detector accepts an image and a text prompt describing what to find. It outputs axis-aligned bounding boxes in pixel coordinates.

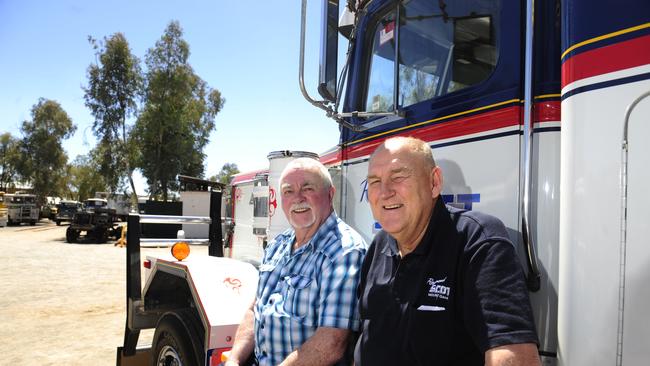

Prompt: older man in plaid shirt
[225,158,368,366]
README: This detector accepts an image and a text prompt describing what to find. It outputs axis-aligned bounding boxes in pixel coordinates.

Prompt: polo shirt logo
[427,277,450,300]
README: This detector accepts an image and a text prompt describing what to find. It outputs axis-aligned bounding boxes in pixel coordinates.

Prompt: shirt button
[269,299,275,304]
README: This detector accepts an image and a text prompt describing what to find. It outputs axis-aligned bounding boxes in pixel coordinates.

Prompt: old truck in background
[96,191,132,221]
[66,198,122,243]
[55,200,82,226]
[5,192,39,226]
[0,191,8,227]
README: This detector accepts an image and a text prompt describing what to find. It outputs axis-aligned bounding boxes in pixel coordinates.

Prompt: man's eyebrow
[301,181,317,189]
[282,181,316,190]
[367,166,411,180]
[390,167,411,175]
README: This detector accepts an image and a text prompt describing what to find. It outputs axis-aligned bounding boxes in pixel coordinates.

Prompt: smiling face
[280,161,334,245]
[367,138,442,250]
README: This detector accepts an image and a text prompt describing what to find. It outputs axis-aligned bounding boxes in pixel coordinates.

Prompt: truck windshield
[364,0,499,112]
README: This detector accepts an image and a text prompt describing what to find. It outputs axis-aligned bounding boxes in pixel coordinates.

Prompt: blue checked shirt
[253,212,367,366]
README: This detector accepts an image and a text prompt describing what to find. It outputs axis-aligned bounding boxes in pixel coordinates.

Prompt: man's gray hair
[280,157,333,189]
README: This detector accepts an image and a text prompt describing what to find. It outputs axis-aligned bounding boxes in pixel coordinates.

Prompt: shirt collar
[411,197,447,256]
[286,211,338,256]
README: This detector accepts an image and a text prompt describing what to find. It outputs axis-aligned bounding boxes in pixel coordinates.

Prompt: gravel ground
[0,220,207,366]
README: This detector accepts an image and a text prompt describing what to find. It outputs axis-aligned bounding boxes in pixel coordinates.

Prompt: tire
[152,315,201,366]
[56,220,61,226]
[66,227,79,243]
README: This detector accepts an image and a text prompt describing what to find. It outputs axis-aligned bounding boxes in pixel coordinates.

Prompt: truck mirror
[318,0,339,102]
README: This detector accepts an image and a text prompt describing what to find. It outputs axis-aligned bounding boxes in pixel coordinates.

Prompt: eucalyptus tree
[67,152,108,202]
[84,32,142,205]
[134,21,224,200]
[211,163,240,185]
[18,98,76,204]
[0,133,20,191]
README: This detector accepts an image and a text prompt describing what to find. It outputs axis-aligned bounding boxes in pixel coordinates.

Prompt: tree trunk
[120,112,139,210]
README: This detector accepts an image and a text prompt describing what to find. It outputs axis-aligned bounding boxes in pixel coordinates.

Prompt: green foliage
[210,163,240,185]
[17,98,76,204]
[67,152,108,201]
[0,132,21,190]
[134,21,225,200]
[84,32,142,196]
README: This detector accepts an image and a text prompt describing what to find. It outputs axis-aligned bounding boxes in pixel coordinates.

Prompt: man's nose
[294,189,306,201]
[379,180,395,198]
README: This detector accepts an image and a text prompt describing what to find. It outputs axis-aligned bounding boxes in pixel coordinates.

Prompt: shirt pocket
[406,302,453,363]
[285,274,314,319]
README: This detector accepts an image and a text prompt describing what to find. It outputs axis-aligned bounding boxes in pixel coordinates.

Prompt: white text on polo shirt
[427,277,450,300]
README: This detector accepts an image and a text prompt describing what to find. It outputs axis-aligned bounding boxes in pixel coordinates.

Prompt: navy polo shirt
[354,199,538,365]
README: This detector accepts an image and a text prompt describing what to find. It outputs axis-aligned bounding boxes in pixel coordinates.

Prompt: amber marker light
[171,241,190,261]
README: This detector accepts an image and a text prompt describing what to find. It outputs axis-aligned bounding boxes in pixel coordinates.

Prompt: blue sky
[0,0,341,194]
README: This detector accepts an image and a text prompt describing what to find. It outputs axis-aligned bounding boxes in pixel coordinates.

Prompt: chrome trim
[521,0,541,292]
[138,214,211,225]
[617,89,650,366]
[140,238,210,247]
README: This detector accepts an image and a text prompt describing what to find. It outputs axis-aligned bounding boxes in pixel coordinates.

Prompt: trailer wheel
[152,316,199,366]
[66,227,79,243]
[56,220,61,226]
[30,220,36,226]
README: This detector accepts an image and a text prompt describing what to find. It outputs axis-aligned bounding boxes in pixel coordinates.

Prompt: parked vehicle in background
[6,193,39,226]
[55,200,82,226]
[41,202,58,220]
[95,192,132,221]
[66,198,121,243]
[0,192,8,227]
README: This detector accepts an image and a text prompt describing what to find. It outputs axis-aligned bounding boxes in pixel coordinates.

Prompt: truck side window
[365,11,397,113]
[364,0,499,111]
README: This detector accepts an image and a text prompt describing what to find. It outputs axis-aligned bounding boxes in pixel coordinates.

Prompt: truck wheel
[66,227,79,243]
[30,220,36,226]
[152,316,199,366]
[56,220,61,226]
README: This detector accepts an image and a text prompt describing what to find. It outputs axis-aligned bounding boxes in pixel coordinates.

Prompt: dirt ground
[0,220,207,366]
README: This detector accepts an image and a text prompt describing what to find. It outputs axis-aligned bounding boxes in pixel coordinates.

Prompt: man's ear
[329,185,336,202]
[431,166,443,198]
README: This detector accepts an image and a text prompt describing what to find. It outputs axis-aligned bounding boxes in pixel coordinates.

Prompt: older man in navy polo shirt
[226,158,367,366]
[355,137,541,365]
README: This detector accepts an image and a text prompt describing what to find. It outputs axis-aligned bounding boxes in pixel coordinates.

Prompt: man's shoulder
[317,216,368,259]
[334,217,368,249]
[264,228,294,261]
[446,205,511,245]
